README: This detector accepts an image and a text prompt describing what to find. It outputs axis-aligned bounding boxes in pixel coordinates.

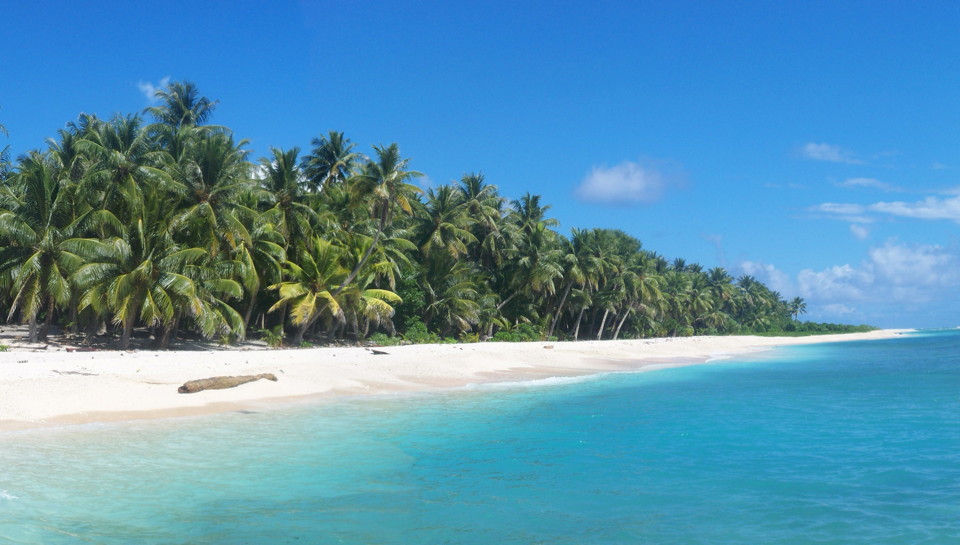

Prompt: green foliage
[0,82,875,349]
[368,332,403,346]
[491,323,542,343]
[259,325,284,348]
[402,320,442,344]
[0,345,8,352]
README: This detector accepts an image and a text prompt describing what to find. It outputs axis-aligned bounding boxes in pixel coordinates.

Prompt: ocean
[1,330,958,544]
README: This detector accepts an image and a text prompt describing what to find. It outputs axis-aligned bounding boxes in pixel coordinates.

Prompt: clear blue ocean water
[2,330,959,544]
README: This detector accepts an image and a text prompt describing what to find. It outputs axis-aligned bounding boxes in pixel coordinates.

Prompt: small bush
[259,325,284,348]
[491,323,541,343]
[368,333,403,346]
[403,321,442,344]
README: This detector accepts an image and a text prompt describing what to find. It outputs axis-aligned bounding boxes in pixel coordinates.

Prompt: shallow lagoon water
[2,331,959,544]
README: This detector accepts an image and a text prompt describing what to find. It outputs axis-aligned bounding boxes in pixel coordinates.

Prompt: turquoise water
[2,331,959,544]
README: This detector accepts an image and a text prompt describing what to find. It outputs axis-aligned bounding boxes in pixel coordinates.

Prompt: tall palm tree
[789,296,807,321]
[222,207,286,332]
[146,81,219,129]
[0,152,84,341]
[259,147,317,248]
[269,237,349,344]
[337,143,422,294]
[302,131,359,192]
[415,185,477,258]
[77,114,170,221]
[166,131,255,253]
[68,194,206,349]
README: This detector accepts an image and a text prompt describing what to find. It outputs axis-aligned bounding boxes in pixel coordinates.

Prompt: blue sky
[2,1,959,328]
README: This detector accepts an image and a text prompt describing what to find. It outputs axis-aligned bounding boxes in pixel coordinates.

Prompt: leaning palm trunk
[572,308,586,340]
[612,307,632,340]
[596,309,611,340]
[547,282,573,339]
[495,292,519,312]
[332,201,388,297]
[242,290,258,336]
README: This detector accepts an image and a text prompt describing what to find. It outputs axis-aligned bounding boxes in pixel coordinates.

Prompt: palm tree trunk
[28,313,38,343]
[612,307,631,340]
[496,292,519,311]
[572,308,585,340]
[547,282,573,339]
[243,290,258,334]
[38,296,55,341]
[332,201,388,297]
[120,314,135,350]
[596,309,610,340]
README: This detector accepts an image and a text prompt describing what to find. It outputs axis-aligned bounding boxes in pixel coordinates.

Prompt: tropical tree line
[0,82,863,349]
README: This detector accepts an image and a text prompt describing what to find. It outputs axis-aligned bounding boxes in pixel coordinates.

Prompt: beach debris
[177,373,278,394]
[543,345,554,350]
[368,349,389,355]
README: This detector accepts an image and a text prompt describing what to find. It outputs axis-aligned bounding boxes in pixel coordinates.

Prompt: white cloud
[868,240,959,288]
[813,202,866,215]
[574,160,680,205]
[809,202,874,224]
[821,303,857,315]
[868,195,960,223]
[837,177,898,191]
[849,224,870,239]
[739,261,795,295]
[800,142,863,164]
[813,194,960,224]
[797,240,959,306]
[137,76,170,103]
[932,161,948,170]
[798,264,874,302]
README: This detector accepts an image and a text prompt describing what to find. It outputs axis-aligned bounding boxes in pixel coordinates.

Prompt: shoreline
[0,330,910,432]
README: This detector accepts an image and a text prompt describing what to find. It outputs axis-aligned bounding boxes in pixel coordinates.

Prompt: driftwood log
[177,373,278,394]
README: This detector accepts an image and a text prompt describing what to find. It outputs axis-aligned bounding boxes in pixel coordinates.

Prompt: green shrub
[368,333,403,346]
[402,320,442,344]
[491,323,541,342]
[259,325,284,348]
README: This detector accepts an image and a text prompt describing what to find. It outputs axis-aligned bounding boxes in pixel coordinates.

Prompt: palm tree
[421,254,481,337]
[222,207,286,332]
[77,114,170,220]
[68,195,206,350]
[146,81,219,129]
[789,296,807,321]
[166,131,255,253]
[337,143,422,294]
[0,152,84,341]
[259,147,317,248]
[269,237,349,344]
[302,131,359,192]
[415,185,477,258]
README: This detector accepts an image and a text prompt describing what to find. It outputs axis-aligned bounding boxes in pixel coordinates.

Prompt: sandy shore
[0,330,908,431]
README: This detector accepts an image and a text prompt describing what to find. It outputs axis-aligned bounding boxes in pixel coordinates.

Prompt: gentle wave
[461,372,610,390]
[0,490,17,501]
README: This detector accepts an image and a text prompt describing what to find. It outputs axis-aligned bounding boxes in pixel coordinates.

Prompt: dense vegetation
[0,82,871,349]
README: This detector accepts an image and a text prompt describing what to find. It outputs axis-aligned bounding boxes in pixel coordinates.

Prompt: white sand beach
[0,330,908,431]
